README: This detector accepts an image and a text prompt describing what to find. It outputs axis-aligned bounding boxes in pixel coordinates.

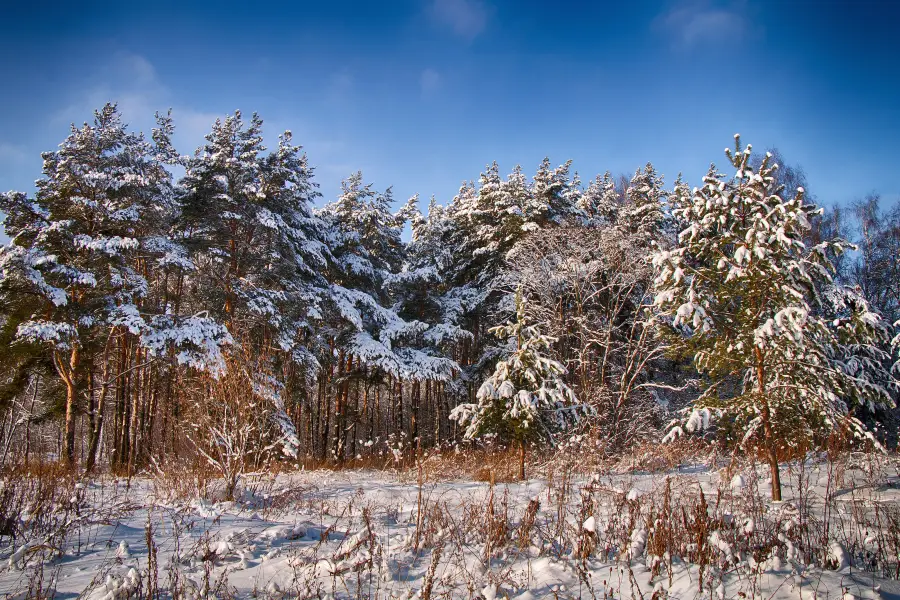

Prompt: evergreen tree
[578,172,620,226]
[398,194,473,373]
[176,112,333,457]
[178,110,267,325]
[390,194,469,360]
[450,290,583,479]
[528,158,578,229]
[319,173,456,459]
[652,135,899,500]
[623,163,667,244]
[0,104,185,465]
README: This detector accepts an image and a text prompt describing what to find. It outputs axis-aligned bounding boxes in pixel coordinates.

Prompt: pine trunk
[755,347,782,501]
[85,361,111,473]
[56,345,80,468]
[63,378,77,466]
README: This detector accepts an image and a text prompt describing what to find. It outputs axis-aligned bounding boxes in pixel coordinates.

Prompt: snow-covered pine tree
[437,180,480,295]
[578,172,620,227]
[321,174,414,364]
[0,104,190,465]
[622,163,667,245]
[652,135,899,500]
[452,162,526,291]
[388,194,468,363]
[436,168,521,389]
[384,194,468,444]
[423,159,586,432]
[450,290,583,480]
[319,173,456,460]
[177,110,268,326]
[397,196,473,355]
[255,128,333,364]
[564,170,584,223]
[528,158,579,229]
[449,161,563,294]
[176,111,332,458]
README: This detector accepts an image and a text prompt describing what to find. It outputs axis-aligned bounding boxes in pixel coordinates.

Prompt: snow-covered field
[2,455,900,599]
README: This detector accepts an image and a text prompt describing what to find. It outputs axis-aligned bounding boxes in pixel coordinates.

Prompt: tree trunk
[755,347,782,501]
[332,350,345,463]
[55,345,80,468]
[760,400,783,502]
[411,381,419,443]
[24,377,39,465]
[85,365,111,473]
[765,436,782,501]
[63,377,78,466]
[321,358,332,462]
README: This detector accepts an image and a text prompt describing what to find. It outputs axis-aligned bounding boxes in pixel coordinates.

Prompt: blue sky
[1,0,898,243]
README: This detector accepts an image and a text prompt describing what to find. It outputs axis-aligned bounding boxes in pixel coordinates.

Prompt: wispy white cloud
[51,53,245,152]
[52,52,165,128]
[431,0,489,40]
[43,52,347,190]
[171,108,229,149]
[653,1,756,48]
[122,53,158,88]
[420,68,442,96]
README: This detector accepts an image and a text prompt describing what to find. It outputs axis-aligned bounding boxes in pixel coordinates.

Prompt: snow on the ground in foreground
[1,459,899,599]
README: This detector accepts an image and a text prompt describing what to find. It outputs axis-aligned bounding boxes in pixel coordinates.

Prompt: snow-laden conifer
[450,290,585,479]
[653,135,899,500]
[622,162,667,244]
[0,104,194,464]
[578,172,620,226]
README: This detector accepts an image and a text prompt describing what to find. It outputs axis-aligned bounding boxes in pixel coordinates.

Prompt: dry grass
[2,446,899,598]
[0,461,83,552]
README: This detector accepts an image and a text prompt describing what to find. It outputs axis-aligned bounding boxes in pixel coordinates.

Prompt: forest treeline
[0,104,898,479]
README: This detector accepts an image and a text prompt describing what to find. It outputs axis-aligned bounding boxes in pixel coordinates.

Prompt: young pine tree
[450,290,583,480]
[652,135,899,500]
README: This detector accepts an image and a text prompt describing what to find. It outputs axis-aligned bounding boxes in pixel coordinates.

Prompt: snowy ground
[2,455,900,599]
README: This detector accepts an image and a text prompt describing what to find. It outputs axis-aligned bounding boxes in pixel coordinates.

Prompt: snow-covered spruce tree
[386,194,470,444]
[448,162,526,293]
[430,168,521,399]
[529,157,580,229]
[450,290,584,480]
[438,160,584,398]
[652,135,899,500]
